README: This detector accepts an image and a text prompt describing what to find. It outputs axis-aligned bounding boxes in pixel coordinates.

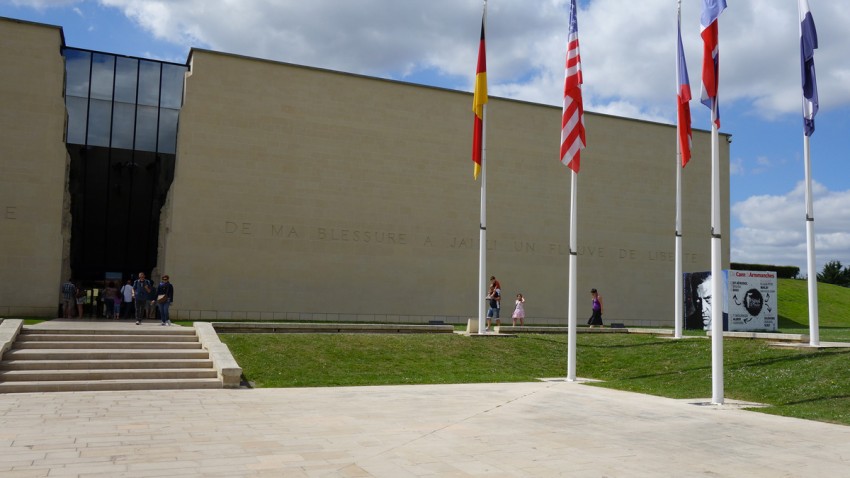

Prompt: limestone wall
[0,19,67,316]
[160,49,729,325]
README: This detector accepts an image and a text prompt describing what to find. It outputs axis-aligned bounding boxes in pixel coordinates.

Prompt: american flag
[700,0,727,128]
[677,1,692,167]
[560,0,585,173]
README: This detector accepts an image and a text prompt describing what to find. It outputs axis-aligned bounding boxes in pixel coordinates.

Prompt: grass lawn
[219,279,850,426]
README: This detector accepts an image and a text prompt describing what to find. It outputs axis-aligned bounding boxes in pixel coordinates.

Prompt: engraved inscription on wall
[2,206,17,220]
[222,220,700,263]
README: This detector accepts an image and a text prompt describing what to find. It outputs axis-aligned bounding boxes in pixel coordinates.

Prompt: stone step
[0,368,218,381]
[0,378,223,394]
[22,327,196,336]
[13,341,202,350]
[18,333,199,342]
[0,359,215,371]
[3,349,211,361]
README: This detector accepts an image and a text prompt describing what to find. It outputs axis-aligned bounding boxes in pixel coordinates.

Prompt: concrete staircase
[0,323,223,393]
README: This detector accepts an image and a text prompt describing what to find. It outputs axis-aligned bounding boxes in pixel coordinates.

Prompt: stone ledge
[210,322,455,334]
[0,319,24,359]
[193,322,242,388]
[495,325,673,335]
[706,331,809,342]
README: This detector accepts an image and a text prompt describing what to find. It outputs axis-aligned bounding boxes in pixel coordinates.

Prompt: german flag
[472,13,487,180]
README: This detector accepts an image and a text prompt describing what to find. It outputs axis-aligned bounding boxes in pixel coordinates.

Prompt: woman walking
[587,288,604,328]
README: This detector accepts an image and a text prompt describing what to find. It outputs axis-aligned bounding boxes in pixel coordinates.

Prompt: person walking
[132,272,153,325]
[61,279,76,318]
[74,282,86,318]
[155,275,174,326]
[587,288,604,328]
[120,278,134,320]
[512,293,526,326]
[485,280,501,332]
[102,281,119,319]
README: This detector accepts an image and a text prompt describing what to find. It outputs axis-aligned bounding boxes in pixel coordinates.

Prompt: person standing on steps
[61,278,76,319]
[156,275,174,326]
[132,272,153,325]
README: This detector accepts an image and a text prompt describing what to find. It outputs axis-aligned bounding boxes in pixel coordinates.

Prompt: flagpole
[803,135,819,345]
[710,115,724,405]
[562,0,584,381]
[798,0,819,347]
[477,1,488,335]
[674,0,684,339]
[675,139,683,339]
[478,103,488,334]
[567,171,578,381]
[700,0,727,406]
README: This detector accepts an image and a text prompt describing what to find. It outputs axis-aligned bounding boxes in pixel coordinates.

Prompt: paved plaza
[1,379,849,477]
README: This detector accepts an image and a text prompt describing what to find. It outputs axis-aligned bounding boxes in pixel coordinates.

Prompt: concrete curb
[194,322,243,388]
[0,319,23,359]
[210,322,455,334]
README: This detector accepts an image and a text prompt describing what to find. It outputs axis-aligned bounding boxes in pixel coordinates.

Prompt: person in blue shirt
[156,275,174,326]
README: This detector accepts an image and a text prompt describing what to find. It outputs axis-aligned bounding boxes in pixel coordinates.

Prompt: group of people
[484,275,526,331]
[60,272,175,326]
[483,275,605,331]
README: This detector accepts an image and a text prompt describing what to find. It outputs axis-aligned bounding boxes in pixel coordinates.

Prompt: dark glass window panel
[160,64,186,109]
[66,96,89,145]
[111,102,136,150]
[135,105,158,152]
[87,98,112,147]
[137,60,161,107]
[157,108,179,154]
[114,56,139,104]
[80,148,110,268]
[64,49,91,98]
[90,53,115,101]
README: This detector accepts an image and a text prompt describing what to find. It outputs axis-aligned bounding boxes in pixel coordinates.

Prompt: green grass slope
[778,278,850,330]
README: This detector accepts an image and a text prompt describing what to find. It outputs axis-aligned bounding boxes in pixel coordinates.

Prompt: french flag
[799,0,818,136]
[677,6,692,167]
[700,0,727,128]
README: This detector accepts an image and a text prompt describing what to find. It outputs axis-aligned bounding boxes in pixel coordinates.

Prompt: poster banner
[683,270,728,331]
[727,270,778,332]
[684,270,778,332]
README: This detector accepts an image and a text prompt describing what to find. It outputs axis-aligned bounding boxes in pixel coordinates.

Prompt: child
[512,293,525,326]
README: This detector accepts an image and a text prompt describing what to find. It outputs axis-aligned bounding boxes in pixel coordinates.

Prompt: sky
[2,0,848,275]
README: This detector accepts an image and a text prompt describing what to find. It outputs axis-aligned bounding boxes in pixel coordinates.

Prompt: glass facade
[63,47,187,281]
[64,48,186,154]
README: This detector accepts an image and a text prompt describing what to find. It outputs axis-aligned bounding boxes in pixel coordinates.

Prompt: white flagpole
[674,0,684,339]
[478,101,488,335]
[710,112,724,405]
[675,139,684,339]
[477,1,488,335]
[798,0,820,347]
[803,135,820,345]
[567,171,578,381]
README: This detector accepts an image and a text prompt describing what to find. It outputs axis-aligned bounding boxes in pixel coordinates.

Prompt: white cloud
[83,0,849,125]
[14,0,849,121]
[732,182,850,272]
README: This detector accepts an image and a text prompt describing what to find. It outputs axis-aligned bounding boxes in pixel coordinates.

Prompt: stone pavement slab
[0,381,849,477]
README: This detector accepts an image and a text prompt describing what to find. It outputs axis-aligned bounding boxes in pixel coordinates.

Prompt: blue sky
[2,0,848,274]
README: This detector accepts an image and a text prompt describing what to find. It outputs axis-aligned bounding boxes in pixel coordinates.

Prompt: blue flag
[799,0,818,136]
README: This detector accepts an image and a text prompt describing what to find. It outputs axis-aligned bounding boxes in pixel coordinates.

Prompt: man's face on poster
[697,278,712,329]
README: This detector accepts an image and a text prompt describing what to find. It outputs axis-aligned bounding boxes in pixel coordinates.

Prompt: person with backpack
[132,272,153,325]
